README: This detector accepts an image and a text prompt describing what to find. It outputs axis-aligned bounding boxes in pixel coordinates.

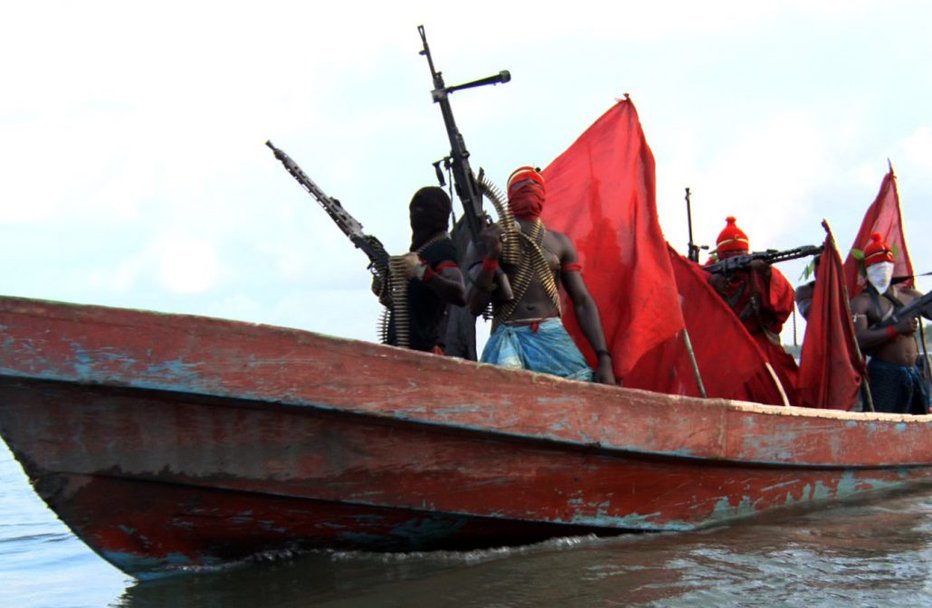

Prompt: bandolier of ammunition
[493,219,562,324]
[378,231,451,348]
[383,256,412,347]
[478,173,521,267]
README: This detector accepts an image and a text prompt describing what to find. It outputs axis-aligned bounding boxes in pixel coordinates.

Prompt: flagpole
[681,329,707,398]
[764,363,790,407]
[918,322,931,406]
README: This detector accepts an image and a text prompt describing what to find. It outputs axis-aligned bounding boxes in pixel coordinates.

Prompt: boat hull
[1,296,932,577]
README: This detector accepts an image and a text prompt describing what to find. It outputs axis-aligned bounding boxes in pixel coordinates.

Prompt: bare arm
[401,252,467,307]
[464,225,504,316]
[421,263,466,307]
[851,294,917,352]
[558,235,616,385]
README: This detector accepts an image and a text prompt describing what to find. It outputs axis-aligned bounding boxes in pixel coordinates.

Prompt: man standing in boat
[372,186,466,353]
[850,233,930,414]
[465,166,615,384]
[706,216,799,402]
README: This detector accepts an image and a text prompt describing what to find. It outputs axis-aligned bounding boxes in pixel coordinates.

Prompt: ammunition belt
[494,219,561,324]
[378,232,451,348]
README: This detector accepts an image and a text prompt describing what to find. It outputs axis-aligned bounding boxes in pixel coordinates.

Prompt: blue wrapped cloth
[481,318,594,381]
[867,358,930,415]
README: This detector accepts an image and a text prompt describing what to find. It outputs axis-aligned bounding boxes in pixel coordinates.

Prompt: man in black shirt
[373,187,466,353]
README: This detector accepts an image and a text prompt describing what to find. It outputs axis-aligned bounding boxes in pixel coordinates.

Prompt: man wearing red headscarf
[850,233,931,414]
[465,166,615,384]
[706,216,799,402]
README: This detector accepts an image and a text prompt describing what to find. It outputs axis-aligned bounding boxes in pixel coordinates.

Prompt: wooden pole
[682,329,707,398]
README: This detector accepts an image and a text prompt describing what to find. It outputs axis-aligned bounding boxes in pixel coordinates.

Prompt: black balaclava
[409,186,452,250]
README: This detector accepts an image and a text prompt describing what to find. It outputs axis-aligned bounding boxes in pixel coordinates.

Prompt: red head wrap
[506,166,545,220]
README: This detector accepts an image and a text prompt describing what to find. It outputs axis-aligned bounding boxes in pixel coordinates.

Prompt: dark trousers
[867,358,930,415]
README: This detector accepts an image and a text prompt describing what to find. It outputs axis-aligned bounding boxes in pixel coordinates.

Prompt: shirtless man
[850,232,930,415]
[465,166,615,384]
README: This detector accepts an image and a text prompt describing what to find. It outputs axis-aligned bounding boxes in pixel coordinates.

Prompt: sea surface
[2,440,931,608]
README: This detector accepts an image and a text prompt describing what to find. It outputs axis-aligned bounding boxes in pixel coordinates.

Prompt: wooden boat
[1,295,931,579]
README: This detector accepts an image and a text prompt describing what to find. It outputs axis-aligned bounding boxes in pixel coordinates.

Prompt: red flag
[625,246,786,404]
[797,223,865,410]
[541,98,685,380]
[843,163,915,297]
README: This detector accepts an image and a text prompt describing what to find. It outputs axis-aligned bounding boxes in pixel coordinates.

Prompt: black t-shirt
[388,238,459,352]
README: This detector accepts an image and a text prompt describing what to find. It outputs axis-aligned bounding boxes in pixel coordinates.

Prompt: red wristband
[422,265,434,282]
[886,325,897,339]
[481,258,499,272]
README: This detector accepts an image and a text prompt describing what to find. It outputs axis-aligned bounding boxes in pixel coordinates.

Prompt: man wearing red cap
[850,233,930,414]
[707,216,799,402]
[465,166,615,384]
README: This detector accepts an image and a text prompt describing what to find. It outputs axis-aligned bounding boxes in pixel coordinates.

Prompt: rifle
[266,140,390,280]
[893,271,932,285]
[875,290,932,328]
[417,25,513,298]
[685,187,701,263]
[704,244,823,274]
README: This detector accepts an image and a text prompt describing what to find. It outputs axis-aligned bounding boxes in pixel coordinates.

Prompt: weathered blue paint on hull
[2,296,932,579]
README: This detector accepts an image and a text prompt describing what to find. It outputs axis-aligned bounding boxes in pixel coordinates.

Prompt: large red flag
[843,163,915,297]
[625,246,786,403]
[541,98,685,381]
[798,222,865,410]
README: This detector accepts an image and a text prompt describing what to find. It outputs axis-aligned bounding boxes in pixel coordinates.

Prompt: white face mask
[867,261,894,293]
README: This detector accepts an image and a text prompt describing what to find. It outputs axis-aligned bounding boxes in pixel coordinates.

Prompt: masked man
[372,187,466,353]
[465,166,615,384]
[850,232,931,414]
[707,216,799,403]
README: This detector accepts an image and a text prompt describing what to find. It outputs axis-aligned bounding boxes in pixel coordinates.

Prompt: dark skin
[850,283,929,367]
[465,215,616,385]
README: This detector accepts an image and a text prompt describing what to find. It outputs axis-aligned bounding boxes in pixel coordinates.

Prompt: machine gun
[417,25,513,298]
[874,290,932,329]
[704,244,823,275]
[266,140,390,280]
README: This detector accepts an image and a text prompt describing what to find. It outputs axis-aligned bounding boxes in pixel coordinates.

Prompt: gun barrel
[446,71,511,94]
[266,141,390,274]
[704,244,822,274]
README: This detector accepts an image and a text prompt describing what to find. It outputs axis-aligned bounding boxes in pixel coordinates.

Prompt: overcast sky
[3,1,931,348]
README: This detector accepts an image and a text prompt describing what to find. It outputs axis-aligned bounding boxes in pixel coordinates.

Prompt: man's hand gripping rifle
[266,140,390,281]
[704,244,824,274]
[418,25,513,300]
[874,290,932,329]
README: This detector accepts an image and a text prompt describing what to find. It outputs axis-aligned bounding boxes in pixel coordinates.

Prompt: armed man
[850,232,931,415]
[372,187,466,353]
[465,166,615,384]
[266,142,465,355]
[706,216,800,402]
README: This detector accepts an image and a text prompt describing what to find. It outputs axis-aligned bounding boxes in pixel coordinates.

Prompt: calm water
[3,440,932,608]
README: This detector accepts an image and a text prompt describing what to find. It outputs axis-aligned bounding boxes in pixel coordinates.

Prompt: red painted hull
[1,296,931,578]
